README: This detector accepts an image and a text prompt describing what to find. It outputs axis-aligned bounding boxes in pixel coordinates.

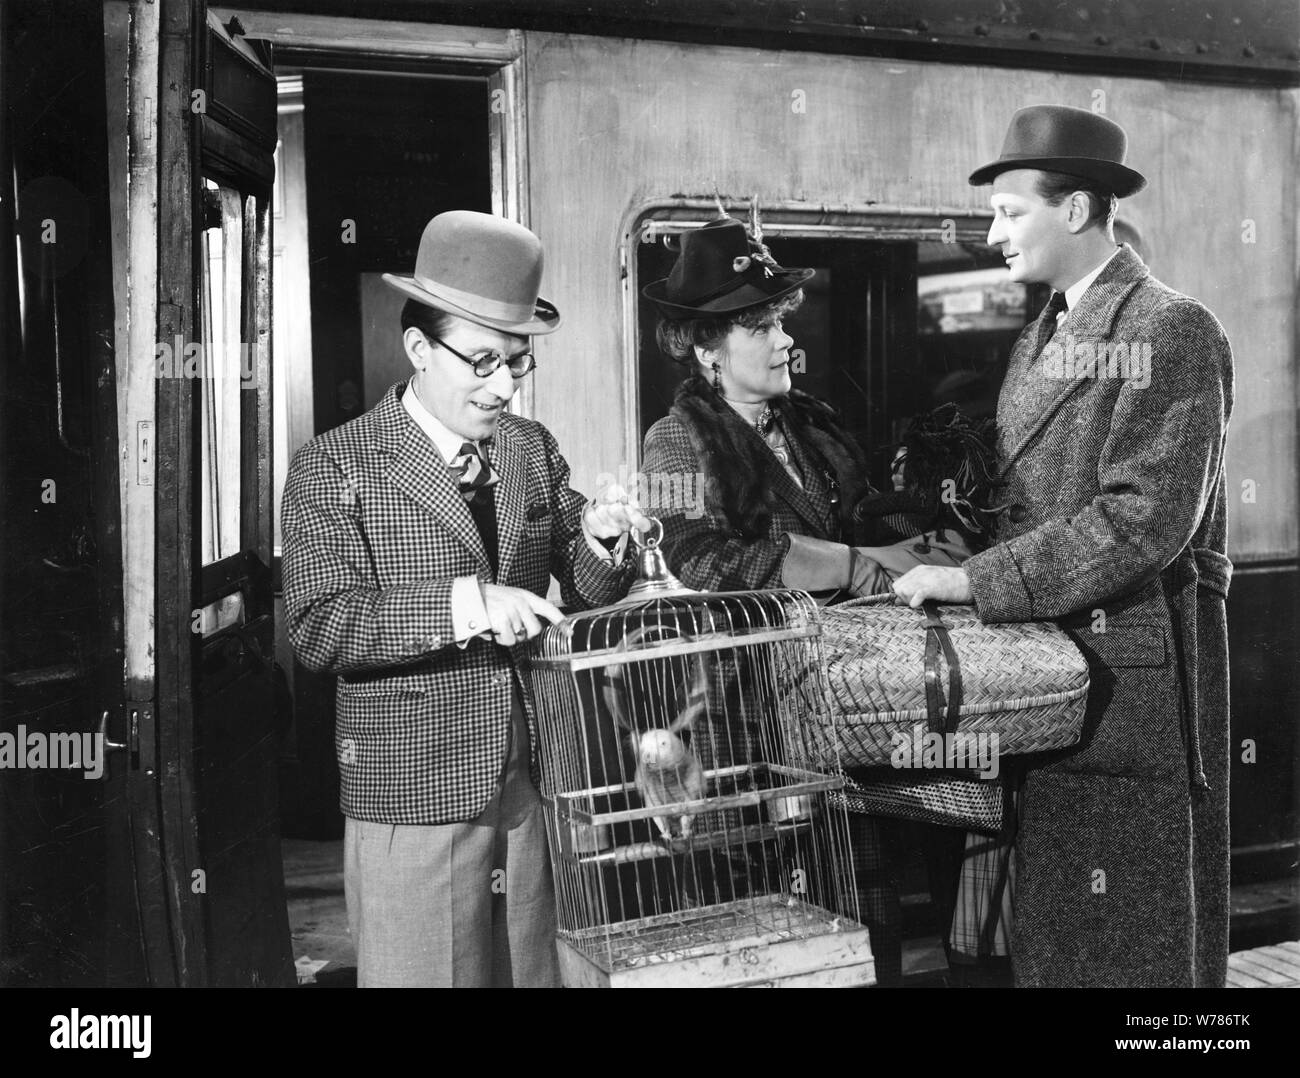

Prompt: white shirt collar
[1061,246,1121,316]
[401,380,482,464]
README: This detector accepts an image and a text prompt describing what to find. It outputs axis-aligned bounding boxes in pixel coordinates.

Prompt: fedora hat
[642,218,815,319]
[969,104,1146,197]
[382,210,561,335]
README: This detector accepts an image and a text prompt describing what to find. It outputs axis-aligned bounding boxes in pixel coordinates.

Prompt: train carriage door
[154,3,292,985]
[1,0,145,987]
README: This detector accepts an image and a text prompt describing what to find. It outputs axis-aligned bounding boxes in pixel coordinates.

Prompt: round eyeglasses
[426,333,535,379]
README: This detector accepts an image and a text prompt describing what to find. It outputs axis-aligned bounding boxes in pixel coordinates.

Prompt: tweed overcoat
[962,244,1234,988]
[281,381,632,825]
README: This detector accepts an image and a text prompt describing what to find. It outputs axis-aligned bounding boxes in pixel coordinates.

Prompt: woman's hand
[892,565,974,607]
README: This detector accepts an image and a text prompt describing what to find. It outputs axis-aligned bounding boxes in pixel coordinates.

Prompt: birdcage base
[557,894,875,988]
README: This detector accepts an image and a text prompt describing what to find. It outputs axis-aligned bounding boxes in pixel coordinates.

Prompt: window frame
[619,199,998,469]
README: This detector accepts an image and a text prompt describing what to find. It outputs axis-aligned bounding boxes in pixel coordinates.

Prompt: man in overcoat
[894,105,1234,988]
[282,211,645,987]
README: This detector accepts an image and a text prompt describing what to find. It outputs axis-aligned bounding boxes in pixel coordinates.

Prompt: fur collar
[669,374,869,540]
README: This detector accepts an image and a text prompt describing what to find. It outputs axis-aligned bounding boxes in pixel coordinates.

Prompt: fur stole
[669,374,870,541]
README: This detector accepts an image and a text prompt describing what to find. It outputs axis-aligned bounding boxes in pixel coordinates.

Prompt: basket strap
[921,601,963,735]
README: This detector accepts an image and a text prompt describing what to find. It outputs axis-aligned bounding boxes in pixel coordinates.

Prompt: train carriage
[1,0,1296,986]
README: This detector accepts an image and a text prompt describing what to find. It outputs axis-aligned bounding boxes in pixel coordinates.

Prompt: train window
[914,241,1036,422]
[631,209,1039,488]
[199,177,248,568]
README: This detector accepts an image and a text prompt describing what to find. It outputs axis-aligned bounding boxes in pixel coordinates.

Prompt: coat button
[1008,504,1028,524]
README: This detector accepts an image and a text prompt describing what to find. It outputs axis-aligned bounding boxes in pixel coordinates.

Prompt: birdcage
[527,524,872,987]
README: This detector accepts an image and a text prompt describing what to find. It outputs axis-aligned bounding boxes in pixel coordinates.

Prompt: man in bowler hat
[281,211,647,986]
[894,105,1234,987]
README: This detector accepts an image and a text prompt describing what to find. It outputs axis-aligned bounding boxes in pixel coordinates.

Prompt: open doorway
[268,62,494,985]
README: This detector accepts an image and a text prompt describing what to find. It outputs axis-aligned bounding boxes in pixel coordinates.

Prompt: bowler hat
[969,105,1146,197]
[642,218,814,319]
[382,210,561,335]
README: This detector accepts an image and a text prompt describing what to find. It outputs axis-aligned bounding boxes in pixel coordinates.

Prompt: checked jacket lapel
[489,424,527,584]
[757,423,835,538]
[382,391,492,576]
[781,428,837,537]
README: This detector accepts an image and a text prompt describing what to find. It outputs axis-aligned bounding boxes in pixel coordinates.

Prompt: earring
[711,363,722,392]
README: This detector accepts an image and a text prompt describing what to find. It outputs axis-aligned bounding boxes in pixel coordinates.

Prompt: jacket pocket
[1069,622,1168,669]
[337,677,434,698]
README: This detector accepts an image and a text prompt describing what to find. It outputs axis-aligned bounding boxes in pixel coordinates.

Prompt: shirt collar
[1062,246,1121,315]
[401,380,483,464]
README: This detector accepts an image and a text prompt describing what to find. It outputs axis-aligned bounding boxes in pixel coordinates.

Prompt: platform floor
[1226,942,1300,987]
[282,837,1300,988]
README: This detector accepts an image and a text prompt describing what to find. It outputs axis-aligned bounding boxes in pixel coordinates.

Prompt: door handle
[99,709,128,754]
[98,706,143,775]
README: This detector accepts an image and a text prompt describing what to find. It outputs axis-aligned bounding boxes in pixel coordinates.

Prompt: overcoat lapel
[998,245,1149,478]
[380,388,491,575]
[491,423,527,583]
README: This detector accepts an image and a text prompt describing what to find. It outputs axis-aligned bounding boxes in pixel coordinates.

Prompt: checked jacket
[281,381,633,824]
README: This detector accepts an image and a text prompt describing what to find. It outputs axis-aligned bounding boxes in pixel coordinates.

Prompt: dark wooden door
[152,0,292,985]
[0,0,151,987]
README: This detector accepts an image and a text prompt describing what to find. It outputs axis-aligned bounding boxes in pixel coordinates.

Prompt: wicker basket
[818,595,1089,769]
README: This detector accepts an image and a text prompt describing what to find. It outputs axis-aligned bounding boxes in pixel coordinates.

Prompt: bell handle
[633,516,664,550]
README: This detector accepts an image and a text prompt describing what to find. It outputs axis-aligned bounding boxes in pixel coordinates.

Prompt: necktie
[450,441,499,573]
[450,441,500,502]
[1031,291,1069,363]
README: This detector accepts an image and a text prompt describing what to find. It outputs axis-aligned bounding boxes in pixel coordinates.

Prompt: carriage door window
[915,241,1043,423]
[197,179,250,632]
[632,210,1037,489]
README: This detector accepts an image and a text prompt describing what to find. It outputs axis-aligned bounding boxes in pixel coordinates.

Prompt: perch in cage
[526,521,873,987]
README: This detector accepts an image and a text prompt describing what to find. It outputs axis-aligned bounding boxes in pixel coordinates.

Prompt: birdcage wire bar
[529,588,868,983]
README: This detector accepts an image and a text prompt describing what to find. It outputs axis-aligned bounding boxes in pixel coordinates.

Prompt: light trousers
[344,698,560,987]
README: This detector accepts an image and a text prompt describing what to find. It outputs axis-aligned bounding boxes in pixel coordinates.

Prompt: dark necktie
[450,441,500,501]
[1031,291,1069,363]
[450,441,499,573]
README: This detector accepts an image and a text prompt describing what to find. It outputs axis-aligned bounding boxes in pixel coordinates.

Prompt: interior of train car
[2,0,1297,987]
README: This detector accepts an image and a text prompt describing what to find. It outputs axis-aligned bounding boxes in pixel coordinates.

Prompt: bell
[620,518,696,602]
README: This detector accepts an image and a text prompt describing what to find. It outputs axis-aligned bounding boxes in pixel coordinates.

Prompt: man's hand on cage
[583,482,652,539]
[892,565,973,607]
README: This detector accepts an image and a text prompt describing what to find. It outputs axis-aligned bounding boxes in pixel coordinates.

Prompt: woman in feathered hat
[640,209,911,981]
[639,208,1010,985]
